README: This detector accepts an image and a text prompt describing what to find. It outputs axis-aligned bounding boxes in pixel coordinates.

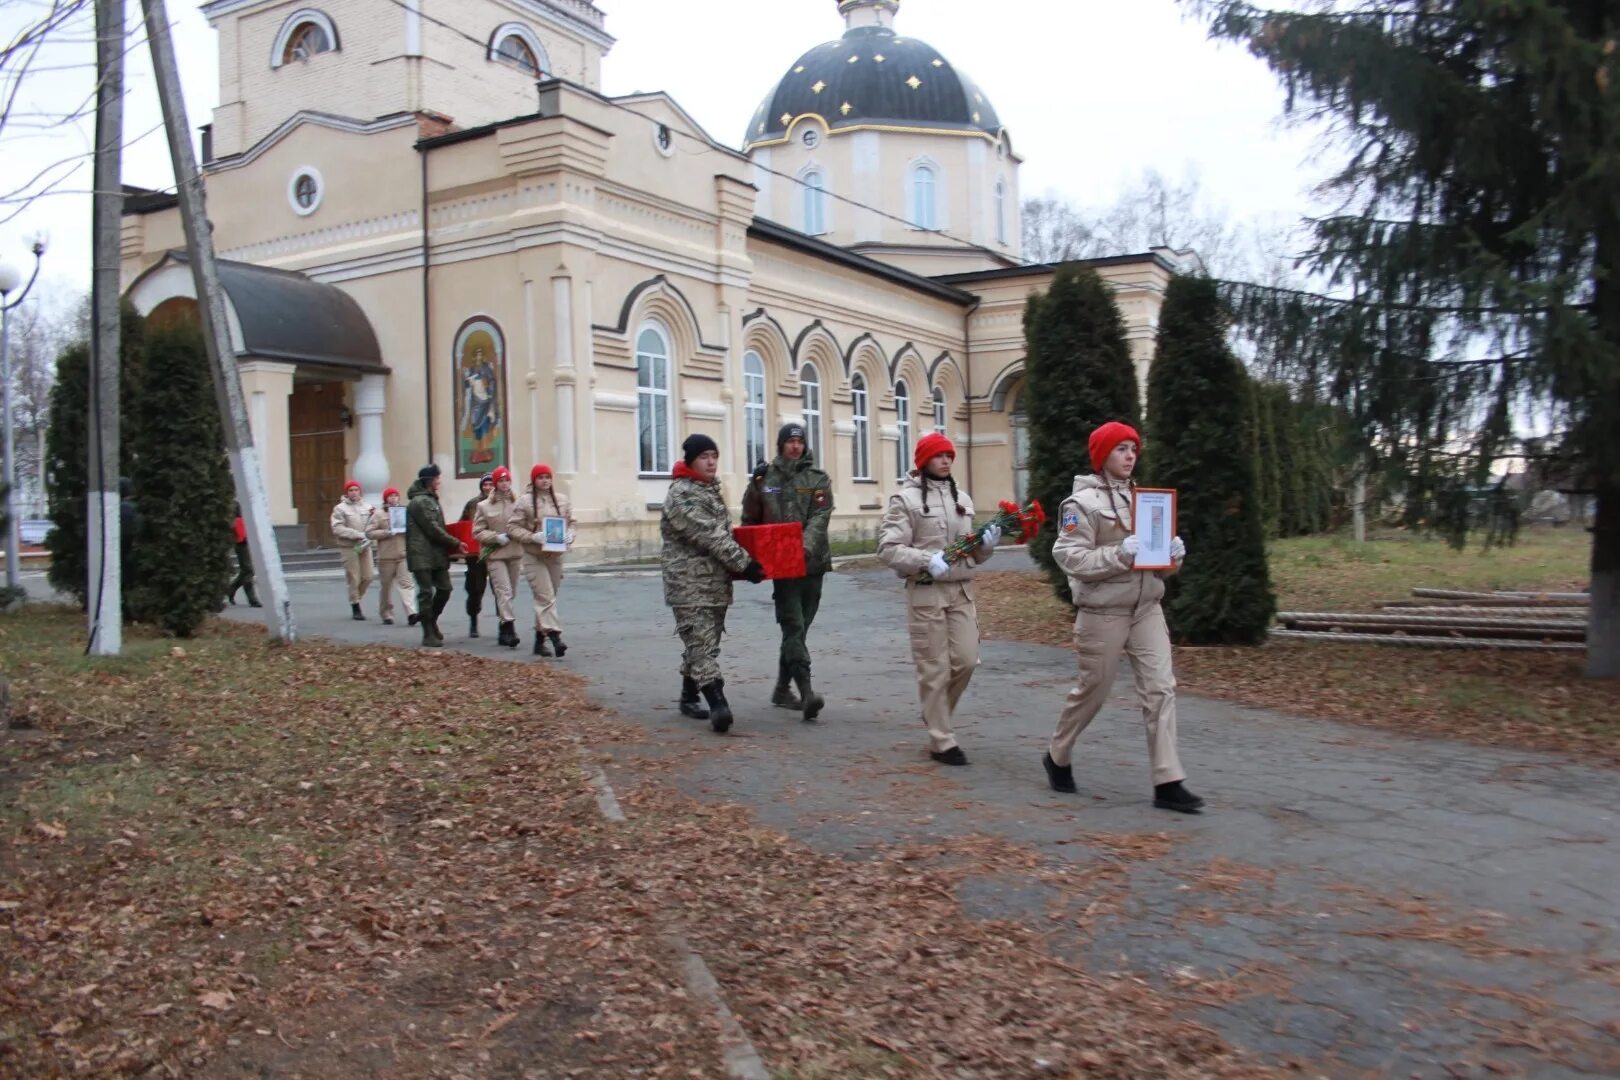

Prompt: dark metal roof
[745,25,1001,149]
[748,217,976,306]
[155,251,386,373]
[934,252,1181,285]
[123,184,179,215]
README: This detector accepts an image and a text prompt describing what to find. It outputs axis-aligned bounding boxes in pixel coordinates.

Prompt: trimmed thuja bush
[1147,275,1275,644]
[1023,264,1141,602]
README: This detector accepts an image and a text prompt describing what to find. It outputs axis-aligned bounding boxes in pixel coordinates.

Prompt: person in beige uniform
[508,463,575,657]
[330,479,375,620]
[472,465,524,649]
[366,486,419,626]
[1043,421,1204,814]
[877,433,1001,766]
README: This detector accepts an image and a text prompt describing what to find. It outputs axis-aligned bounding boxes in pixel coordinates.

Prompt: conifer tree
[1147,275,1275,644]
[1252,381,1281,538]
[1022,264,1141,601]
[126,322,233,636]
[1194,0,1620,675]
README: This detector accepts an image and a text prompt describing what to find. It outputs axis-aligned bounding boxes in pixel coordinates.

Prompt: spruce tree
[126,322,233,636]
[1196,0,1620,676]
[1022,264,1141,602]
[1147,275,1275,644]
[1252,381,1282,538]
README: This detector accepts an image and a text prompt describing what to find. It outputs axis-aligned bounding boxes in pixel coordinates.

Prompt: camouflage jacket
[740,452,833,576]
[405,480,462,572]
[661,469,752,608]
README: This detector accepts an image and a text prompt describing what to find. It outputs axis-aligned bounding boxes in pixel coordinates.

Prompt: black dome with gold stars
[744,24,1002,150]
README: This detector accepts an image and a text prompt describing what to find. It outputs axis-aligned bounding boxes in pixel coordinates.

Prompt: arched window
[994,178,1007,245]
[802,170,827,235]
[488,23,549,77]
[636,322,672,475]
[894,380,911,479]
[800,364,822,460]
[911,164,937,229]
[272,10,339,67]
[851,374,871,480]
[743,350,767,470]
[932,386,947,436]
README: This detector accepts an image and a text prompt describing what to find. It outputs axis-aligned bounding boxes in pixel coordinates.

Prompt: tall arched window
[800,364,822,459]
[802,171,827,235]
[272,10,339,67]
[743,350,767,470]
[488,23,549,77]
[636,322,672,475]
[851,374,871,480]
[497,35,539,74]
[894,380,911,479]
[911,164,937,229]
[994,178,1007,245]
[932,386,947,436]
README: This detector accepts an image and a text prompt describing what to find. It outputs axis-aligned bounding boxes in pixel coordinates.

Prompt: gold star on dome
[972,112,981,123]
[780,112,793,126]
[931,58,944,67]
[811,80,826,93]
[906,75,922,90]
[975,93,983,103]
[848,54,860,63]
[794,65,805,73]
[874,53,886,62]
[758,123,766,133]
[840,101,853,115]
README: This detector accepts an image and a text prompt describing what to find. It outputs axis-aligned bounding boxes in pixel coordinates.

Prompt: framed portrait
[1131,488,1177,571]
[542,516,569,553]
[388,505,407,534]
[452,316,508,478]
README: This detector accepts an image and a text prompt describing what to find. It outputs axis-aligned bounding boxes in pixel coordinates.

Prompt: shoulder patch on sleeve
[1061,506,1080,534]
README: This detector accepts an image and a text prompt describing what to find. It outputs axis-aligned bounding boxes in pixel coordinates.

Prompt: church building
[120,0,1186,557]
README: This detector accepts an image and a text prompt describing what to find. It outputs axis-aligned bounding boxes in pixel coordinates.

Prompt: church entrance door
[290,380,348,548]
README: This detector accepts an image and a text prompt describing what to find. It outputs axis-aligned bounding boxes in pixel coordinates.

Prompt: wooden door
[290,381,348,548]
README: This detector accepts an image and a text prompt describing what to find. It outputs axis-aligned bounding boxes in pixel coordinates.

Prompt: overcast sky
[0,0,1329,292]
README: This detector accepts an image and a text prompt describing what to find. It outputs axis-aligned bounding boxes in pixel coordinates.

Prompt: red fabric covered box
[445,519,476,557]
[733,523,807,580]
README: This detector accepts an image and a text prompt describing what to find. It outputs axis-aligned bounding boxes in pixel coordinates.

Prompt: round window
[287,166,324,216]
[653,123,675,158]
[801,128,821,149]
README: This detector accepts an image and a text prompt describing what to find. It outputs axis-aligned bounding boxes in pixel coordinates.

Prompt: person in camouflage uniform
[741,422,833,720]
[406,463,466,648]
[661,433,765,733]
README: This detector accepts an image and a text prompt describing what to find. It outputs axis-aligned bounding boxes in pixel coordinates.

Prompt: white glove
[926,551,951,579]
[497,533,511,546]
[1170,536,1186,562]
[979,523,1002,550]
[1120,535,1139,563]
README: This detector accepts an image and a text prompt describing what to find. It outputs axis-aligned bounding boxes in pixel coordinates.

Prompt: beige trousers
[342,545,374,604]
[905,580,979,753]
[1049,605,1185,785]
[524,555,564,632]
[377,557,416,620]
[487,558,521,622]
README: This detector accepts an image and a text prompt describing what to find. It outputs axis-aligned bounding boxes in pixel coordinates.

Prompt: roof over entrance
[126,251,386,375]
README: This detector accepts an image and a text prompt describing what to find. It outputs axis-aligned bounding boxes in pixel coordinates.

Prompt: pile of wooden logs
[1271,589,1588,651]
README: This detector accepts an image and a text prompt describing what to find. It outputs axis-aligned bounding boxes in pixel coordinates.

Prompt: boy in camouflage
[661,433,766,733]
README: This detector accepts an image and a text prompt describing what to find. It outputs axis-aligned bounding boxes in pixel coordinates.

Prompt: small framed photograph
[542,516,568,553]
[1131,488,1177,570]
[388,505,408,534]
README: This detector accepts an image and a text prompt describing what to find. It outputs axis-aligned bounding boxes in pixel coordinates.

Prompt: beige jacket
[1053,473,1174,613]
[473,490,525,561]
[877,472,992,586]
[509,487,575,559]
[330,497,374,546]
[366,506,406,561]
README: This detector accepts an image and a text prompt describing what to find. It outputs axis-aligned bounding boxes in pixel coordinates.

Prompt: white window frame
[932,385,947,435]
[743,350,768,470]
[800,364,823,460]
[636,321,673,476]
[994,178,1007,245]
[801,168,828,235]
[270,9,339,68]
[894,380,911,479]
[487,22,550,76]
[851,374,871,480]
[910,163,938,230]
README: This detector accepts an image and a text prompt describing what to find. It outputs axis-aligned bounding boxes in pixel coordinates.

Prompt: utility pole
[140,0,295,642]
[86,0,124,656]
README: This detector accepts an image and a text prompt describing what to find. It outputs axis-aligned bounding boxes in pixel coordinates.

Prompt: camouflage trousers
[672,605,728,688]
[773,574,824,680]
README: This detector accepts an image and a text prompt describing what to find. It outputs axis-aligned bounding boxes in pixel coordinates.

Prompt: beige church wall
[417,0,605,97]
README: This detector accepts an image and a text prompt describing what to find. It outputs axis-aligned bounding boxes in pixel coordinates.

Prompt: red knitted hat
[490,466,512,483]
[531,463,553,481]
[343,479,361,493]
[1088,421,1141,474]
[382,486,400,501]
[913,432,957,472]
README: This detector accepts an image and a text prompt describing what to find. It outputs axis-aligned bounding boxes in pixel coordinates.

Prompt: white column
[237,361,297,525]
[526,276,542,467]
[353,372,390,503]
[553,274,579,473]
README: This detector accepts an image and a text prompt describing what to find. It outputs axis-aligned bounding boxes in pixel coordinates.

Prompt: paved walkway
[31,555,1618,1075]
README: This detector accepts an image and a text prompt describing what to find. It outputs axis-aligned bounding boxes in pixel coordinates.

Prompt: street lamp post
[0,236,47,595]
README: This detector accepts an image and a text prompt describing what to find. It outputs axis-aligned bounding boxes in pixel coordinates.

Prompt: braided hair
[919,468,967,517]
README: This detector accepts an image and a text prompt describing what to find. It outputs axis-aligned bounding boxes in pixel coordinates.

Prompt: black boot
[1042,752,1077,794]
[679,676,708,719]
[548,630,567,657]
[505,621,520,648]
[430,590,451,644]
[771,660,802,709]
[793,670,824,722]
[700,681,733,734]
[407,613,419,626]
[534,631,552,656]
[227,586,238,605]
[244,583,260,608]
[352,603,365,621]
[930,746,969,766]
[1154,781,1206,814]
[422,617,442,648]
[469,616,480,639]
